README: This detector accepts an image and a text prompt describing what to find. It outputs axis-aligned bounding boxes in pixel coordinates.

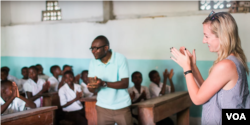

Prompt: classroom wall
[1,1,250,121]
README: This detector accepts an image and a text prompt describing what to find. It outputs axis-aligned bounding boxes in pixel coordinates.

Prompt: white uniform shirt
[58,83,83,112]
[17,79,28,93]
[48,76,60,92]
[23,78,45,107]
[38,74,49,80]
[128,86,151,102]
[0,97,26,115]
[7,75,19,84]
[80,82,94,97]
[149,82,171,98]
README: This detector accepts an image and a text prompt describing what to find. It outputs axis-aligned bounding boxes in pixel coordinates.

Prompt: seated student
[1,80,36,115]
[1,67,19,84]
[17,67,29,94]
[148,69,175,125]
[58,64,80,89]
[23,66,50,108]
[128,71,151,124]
[48,65,62,92]
[1,68,8,81]
[36,64,49,80]
[80,70,95,97]
[58,70,87,125]
[149,69,175,98]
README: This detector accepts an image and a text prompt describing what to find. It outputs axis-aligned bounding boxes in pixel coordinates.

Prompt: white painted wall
[1,13,250,61]
[1,1,11,26]
[1,1,103,26]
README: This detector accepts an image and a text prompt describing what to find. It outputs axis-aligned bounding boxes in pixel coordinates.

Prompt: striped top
[202,56,250,125]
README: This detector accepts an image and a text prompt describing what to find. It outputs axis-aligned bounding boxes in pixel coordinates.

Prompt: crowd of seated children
[80,70,95,97]
[17,67,29,95]
[129,71,151,125]
[48,65,62,92]
[58,70,87,125]
[148,69,175,125]
[1,80,36,115]
[1,67,18,84]
[36,64,50,80]
[23,66,50,108]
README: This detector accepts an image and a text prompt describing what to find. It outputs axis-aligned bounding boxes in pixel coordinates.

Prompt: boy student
[48,65,62,92]
[36,64,49,80]
[129,71,151,103]
[58,64,81,89]
[17,67,29,93]
[149,69,175,125]
[1,68,8,81]
[58,70,87,125]
[80,70,95,97]
[1,80,36,115]
[129,71,151,124]
[149,69,175,98]
[1,67,19,84]
[23,66,50,107]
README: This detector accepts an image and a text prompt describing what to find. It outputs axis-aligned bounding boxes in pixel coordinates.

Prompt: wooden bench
[132,91,192,125]
[79,97,97,125]
[1,106,58,125]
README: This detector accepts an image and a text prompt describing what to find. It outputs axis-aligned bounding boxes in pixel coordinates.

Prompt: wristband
[184,70,192,75]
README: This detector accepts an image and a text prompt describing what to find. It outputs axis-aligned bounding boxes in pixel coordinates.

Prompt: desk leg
[85,101,97,125]
[138,107,155,125]
[177,107,189,125]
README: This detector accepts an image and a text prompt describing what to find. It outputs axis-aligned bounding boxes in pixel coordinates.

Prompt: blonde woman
[170,11,250,125]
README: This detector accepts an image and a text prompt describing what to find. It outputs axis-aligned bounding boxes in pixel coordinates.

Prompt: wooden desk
[132,91,192,125]
[42,92,60,107]
[80,97,97,125]
[1,106,58,125]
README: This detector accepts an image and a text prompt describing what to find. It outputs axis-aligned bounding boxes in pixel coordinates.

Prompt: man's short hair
[94,35,110,48]
[131,71,142,79]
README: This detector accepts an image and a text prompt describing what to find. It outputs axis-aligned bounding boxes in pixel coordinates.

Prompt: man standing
[87,35,132,125]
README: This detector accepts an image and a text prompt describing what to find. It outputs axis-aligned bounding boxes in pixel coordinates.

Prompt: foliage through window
[199,0,232,10]
[42,1,61,21]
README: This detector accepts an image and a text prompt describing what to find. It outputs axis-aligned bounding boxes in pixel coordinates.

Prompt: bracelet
[184,70,192,75]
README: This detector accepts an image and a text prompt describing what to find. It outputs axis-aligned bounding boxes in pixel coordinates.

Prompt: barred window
[42,1,61,21]
[199,0,232,10]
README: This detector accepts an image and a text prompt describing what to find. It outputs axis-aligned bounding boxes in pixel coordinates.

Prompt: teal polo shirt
[88,50,131,110]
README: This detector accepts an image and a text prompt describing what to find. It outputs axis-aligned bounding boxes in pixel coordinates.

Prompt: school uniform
[48,76,60,92]
[149,82,171,98]
[23,78,45,108]
[7,75,19,85]
[58,83,87,125]
[17,79,28,93]
[128,86,151,115]
[80,82,94,97]
[38,74,49,80]
[0,97,26,115]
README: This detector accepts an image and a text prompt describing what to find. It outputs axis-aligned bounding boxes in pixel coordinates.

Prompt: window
[199,0,232,10]
[42,1,61,21]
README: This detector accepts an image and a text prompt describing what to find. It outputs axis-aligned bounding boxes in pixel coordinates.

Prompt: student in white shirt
[23,66,50,108]
[36,64,50,80]
[58,70,87,125]
[149,69,175,98]
[1,80,36,115]
[1,67,19,84]
[80,70,95,97]
[128,71,151,124]
[48,65,62,92]
[58,65,81,89]
[148,69,175,125]
[17,67,29,93]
